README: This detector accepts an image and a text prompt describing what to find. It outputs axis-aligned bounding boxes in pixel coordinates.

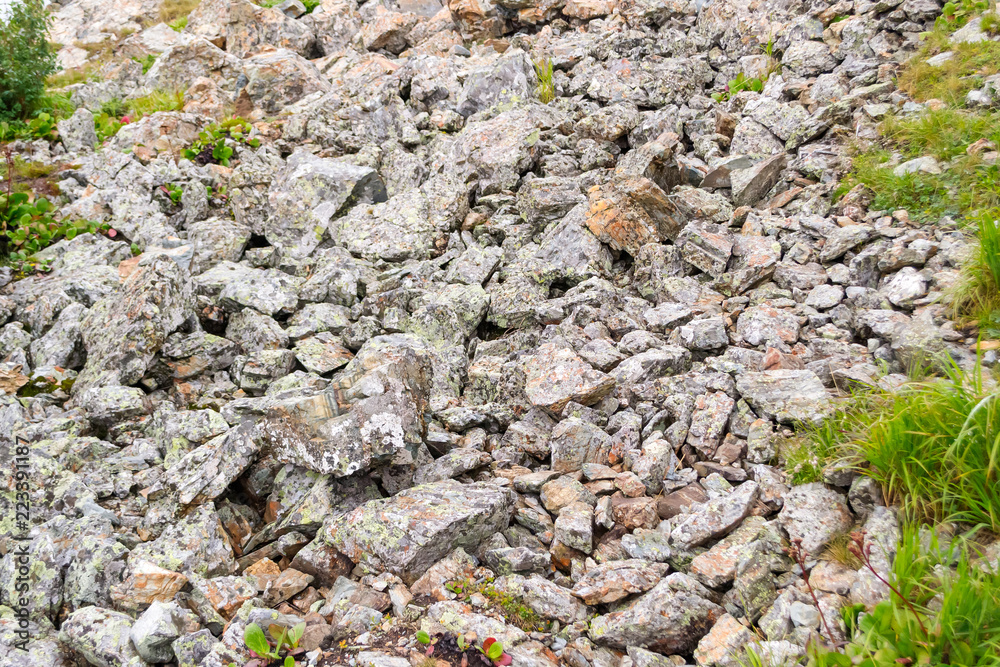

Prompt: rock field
[0,0,983,664]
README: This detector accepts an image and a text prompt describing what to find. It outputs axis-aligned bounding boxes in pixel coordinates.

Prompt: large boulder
[258,335,433,476]
[321,480,516,583]
[588,574,724,653]
[265,151,387,259]
[74,254,193,394]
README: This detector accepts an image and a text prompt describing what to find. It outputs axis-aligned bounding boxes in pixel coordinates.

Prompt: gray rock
[75,255,193,395]
[553,501,594,554]
[130,601,199,663]
[731,153,787,207]
[412,447,493,484]
[588,573,723,653]
[57,108,98,153]
[882,266,928,307]
[670,480,759,549]
[321,480,515,583]
[572,559,668,604]
[259,334,433,476]
[735,370,831,425]
[492,574,589,624]
[525,342,616,414]
[670,317,729,351]
[59,606,145,667]
[331,175,468,262]
[128,504,237,578]
[457,50,538,117]
[266,151,387,259]
[778,483,853,554]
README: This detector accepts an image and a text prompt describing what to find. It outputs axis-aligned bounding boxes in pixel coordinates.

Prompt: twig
[787,538,839,644]
[848,531,929,636]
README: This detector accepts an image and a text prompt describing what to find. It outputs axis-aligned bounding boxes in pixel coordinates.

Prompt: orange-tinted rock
[585,176,685,256]
[110,561,188,611]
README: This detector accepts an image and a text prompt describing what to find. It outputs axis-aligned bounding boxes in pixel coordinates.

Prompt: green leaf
[288,622,305,648]
[243,623,272,658]
[486,641,503,661]
[416,631,430,645]
[284,657,296,667]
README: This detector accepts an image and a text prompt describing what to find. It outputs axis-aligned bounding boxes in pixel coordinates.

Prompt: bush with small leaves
[182,117,260,167]
[0,0,58,121]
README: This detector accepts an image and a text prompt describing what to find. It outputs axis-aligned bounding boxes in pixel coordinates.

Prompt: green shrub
[182,117,259,166]
[809,526,1000,667]
[936,0,989,30]
[0,0,58,121]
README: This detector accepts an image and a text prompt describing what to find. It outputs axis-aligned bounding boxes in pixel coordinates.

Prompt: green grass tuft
[804,361,1000,531]
[535,58,555,104]
[983,12,1000,35]
[159,0,200,25]
[811,525,1000,667]
[951,212,1000,327]
[899,39,1000,105]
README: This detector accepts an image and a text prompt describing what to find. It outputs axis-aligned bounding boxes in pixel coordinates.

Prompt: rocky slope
[0,0,982,665]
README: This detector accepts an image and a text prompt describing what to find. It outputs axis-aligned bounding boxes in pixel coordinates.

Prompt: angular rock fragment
[670,481,759,549]
[75,255,193,394]
[322,480,515,583]
[524,342,616,414]
[585,176,686,256]
[588,574,724,653]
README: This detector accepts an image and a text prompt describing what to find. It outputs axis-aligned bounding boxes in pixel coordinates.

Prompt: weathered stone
[585,176,686,256]
[731,154,787,207]
[572,559,668,604]
[670,481,759,549]
[778,483,853,555]
[588,574,724,653]
[75,255,192,394]
[735,370,831,425]
[59,606,144,667]
[322,480,515,584]
[524,342,616,414]
[259,334,432,476]
[266,151,387,259]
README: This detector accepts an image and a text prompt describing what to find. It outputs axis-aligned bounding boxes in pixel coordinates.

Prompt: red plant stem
[859,544,929,636]
[790,539,838,644]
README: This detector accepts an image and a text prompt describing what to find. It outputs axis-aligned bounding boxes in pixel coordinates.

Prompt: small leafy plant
[936,0,988,29]
[712,72,765,102]
[479,638,511,666]
[713,37,780,102]
[1,112,59,142]
[162,183,183,205]
[133,54,158,74]
[242,621,305,667]
[182,117,259,167]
